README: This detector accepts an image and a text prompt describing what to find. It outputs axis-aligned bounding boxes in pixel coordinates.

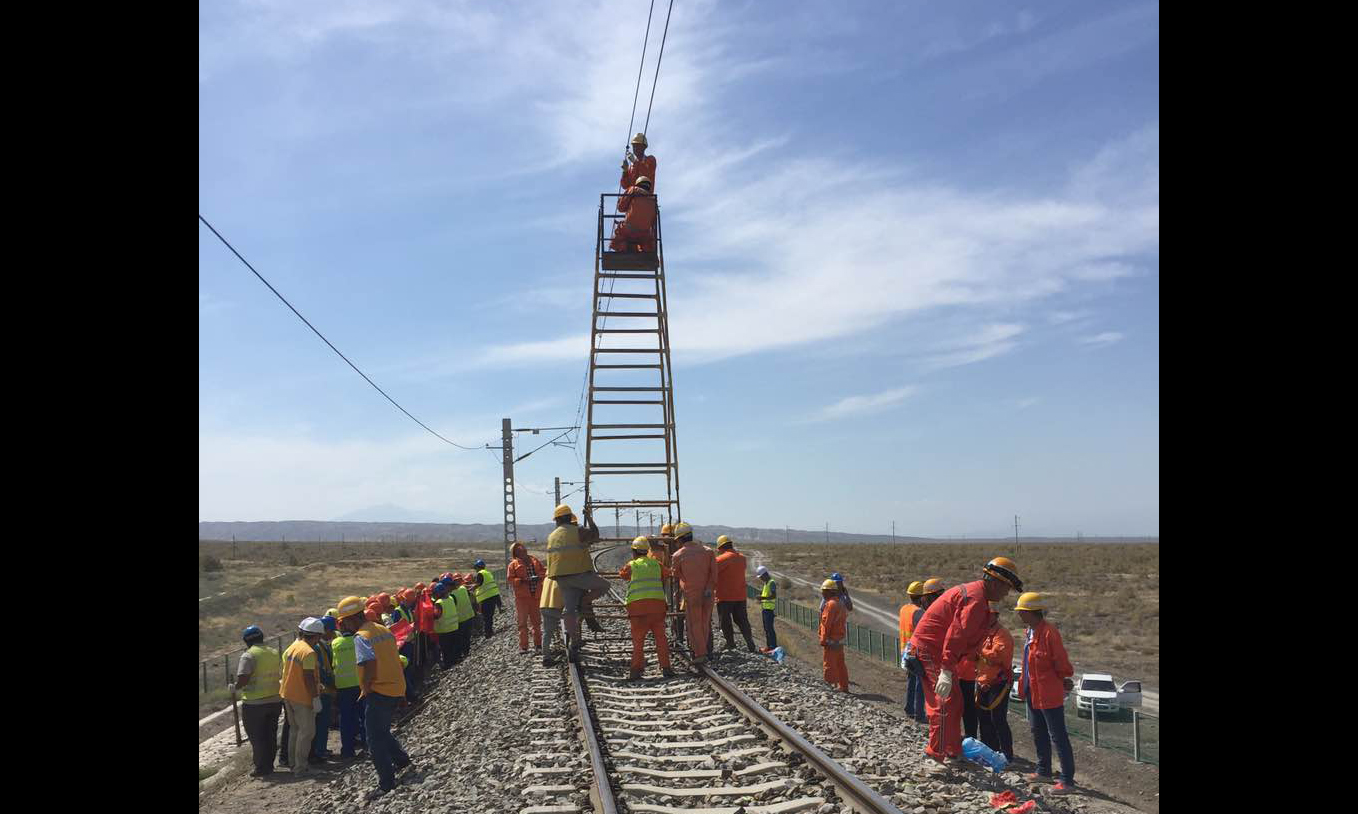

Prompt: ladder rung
[587,500,678,507]
[590,470,670,475]
[595,329,659,334]
[591,424,668,429]
[597,273,659,279]
[595,292,658,299]
[590,462,673,468]
[595,311,658,317]
[589,434,667,440]
[593,348,663,354]
[591,387,666,391]
[593,364,661,369]
[593,399,663,404]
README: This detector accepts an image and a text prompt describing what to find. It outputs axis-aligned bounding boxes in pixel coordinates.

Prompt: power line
[199,215,482,451]
[642,0,677,136]
[624,0,659,153]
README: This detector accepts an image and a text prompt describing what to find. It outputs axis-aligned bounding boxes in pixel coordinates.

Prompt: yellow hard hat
[716,535,733,549]
[336,596,365,619]
[921,577,945,594]
[906,580,924,596]
[673,521,693,542]
[553,504,573,520]
[660,523,674,535]
[631,132,647,147]
[983,557,1023,590]
[631,536,650,552]
[1014,592,1046,611]
[820,579,839,591]
[325,608,339,619]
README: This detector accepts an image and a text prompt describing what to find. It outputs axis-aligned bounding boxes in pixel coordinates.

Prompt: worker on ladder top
[610,176,657,253]
[621,132,656,191]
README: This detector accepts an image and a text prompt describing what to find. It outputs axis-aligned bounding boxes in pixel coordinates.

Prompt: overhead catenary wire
[199,215,483,451]
[642,0,676,137]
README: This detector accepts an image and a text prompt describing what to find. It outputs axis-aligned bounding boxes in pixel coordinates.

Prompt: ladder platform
[601,251,659,271]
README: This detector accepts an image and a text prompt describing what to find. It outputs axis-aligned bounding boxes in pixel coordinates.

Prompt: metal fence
[747,583,1159,765]
[201,568,506,694]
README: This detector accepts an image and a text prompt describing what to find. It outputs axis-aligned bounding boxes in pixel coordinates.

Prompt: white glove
[935,668,954,699]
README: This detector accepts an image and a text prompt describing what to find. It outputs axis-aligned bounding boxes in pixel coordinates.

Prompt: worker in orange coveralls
[818,579,849,691]
[620,132,656,191]
[619,536,674,680]
[507,542,546,654]
[609,176,656,253]
[714,536,758,653]
[668,521,716,663]
[908,557,1022,770]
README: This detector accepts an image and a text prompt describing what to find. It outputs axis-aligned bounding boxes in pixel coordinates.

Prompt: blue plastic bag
[771,646,786,663]
[961,737,1008,773]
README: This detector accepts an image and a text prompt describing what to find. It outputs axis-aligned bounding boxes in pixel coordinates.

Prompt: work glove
[935,668,954,700]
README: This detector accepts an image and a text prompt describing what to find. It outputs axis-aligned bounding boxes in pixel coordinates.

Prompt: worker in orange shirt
[1015,592,1076,793]
[620,132,656,191]
[507,542,546,654]
[669,521,716,663]
[958,650,980,741]
[908,559,1021,769]
[818,580,849,692]
[609,176,656,253]
[974,607,1016,761]
[620,536,674,680]
[899,580,926,723]
[714,536,758,653]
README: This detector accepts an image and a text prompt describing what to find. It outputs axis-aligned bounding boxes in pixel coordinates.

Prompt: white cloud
[1047,310,1091,325]
[803,386,917,423]
[1078,331,1124,347]
[1016,396,1040,409]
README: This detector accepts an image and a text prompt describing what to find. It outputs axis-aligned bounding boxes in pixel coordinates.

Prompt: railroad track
[550,615,905,814]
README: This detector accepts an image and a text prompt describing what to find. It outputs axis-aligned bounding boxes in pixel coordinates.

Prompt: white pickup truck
[1075,673,1142,718]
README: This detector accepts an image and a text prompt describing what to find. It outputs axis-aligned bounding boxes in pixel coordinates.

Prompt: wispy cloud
[1047,310,1091,325]
[1016,396,1040,409]
[923,323,1025,370]
[802,385,917,423]
[1078,331,1124,347]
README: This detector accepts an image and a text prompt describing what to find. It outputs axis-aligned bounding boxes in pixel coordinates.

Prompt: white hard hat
[298,616,325,634]
[756,566,770,577]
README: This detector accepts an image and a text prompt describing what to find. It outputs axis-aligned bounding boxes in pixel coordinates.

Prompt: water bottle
[771,646,786,664]
[961,737,1008,773]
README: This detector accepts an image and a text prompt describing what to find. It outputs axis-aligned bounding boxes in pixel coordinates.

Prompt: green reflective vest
[452,585,475,622]
[760,580,777,610]
[240,644,281,701]
[625,556,665,604]
[476,568,500,602]
[435,596,461,633]
[331,633,359,689]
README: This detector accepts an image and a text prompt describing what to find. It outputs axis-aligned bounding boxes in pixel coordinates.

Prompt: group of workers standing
[898,558,1078,793]
[230,559,507,800]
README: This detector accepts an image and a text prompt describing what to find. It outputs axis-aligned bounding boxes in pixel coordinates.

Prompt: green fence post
[1132,710,1140,762]
[203,662,208,693]
[1091,703,1099,747]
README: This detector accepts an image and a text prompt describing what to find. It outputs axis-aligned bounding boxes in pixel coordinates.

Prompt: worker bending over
[818,580,849,691]
[620,536,675,680]
[755,566,778,649]
[908,558,1021,769]
[546,503,609,663]
[621,132,656,191]
[670,521,717,663]
[508,542,546,653]
[610,176,656,253]
[715,536,758,653]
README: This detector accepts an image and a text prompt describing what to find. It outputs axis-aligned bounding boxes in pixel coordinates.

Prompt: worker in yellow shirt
[279,617,325,775]
[335,595,411,799]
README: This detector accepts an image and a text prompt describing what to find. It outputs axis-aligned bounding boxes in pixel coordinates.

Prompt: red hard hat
[415,582,426,592]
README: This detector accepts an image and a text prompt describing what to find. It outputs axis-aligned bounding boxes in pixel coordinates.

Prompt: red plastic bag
[1007,802,1036,814]
[989,791,1018,808]
[416,592,436,633]
[389,619,412,648]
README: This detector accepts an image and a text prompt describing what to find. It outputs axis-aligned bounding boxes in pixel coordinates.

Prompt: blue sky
[199,0,1159,536]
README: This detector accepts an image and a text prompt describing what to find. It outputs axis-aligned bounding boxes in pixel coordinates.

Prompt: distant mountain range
[198,519,1156,544]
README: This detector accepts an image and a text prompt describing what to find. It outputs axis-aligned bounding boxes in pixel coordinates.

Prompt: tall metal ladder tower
[583,192,680,555]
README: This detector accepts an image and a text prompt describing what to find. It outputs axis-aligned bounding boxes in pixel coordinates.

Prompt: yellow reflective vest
[625,556,665,604]
[331,633,359,689]
[355,622,406,699]
[435,596,461,633]
[547,524,592,577]
[240,644,281,701]
[451,585,475,622]
[476,568,500,602]
[760,580,777,611]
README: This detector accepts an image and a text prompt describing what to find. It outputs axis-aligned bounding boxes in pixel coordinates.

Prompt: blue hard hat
[831,572,843,582]
[474,559,486,569]
[320,616,337,632]
[242,625,264,642]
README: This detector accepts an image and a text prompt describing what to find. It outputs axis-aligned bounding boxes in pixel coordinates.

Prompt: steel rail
[697,662,908,814]
[568,660,620,814]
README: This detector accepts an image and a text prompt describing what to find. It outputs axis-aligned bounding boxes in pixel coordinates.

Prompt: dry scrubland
[766,542,1159,687]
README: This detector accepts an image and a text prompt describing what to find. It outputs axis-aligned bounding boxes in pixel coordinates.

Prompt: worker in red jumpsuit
[621,132,656,191]
[507,542,546,654]
[610,176,656,253]
[908,557,1022,768]
[669,521,716,663]
[620,536,674,680]
[818,579,849,691]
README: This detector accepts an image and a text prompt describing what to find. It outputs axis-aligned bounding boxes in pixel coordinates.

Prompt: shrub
[201,554,223,572]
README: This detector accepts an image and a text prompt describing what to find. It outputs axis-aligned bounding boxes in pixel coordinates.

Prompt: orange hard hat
[983,557,1022,591]
[376,592,391,607]
[415,582,426,592]
[364,607,380,622]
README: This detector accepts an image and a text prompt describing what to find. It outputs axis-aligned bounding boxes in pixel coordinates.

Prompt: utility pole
[554,477,561,507]
[484,420,579,573]
[1014,515,1020,553]
[785,526,788,544]
[891,520,896,545]
[232,533,236,560]
[824,522,829,545]
[615,507,621,539]
[636,509,642,537]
